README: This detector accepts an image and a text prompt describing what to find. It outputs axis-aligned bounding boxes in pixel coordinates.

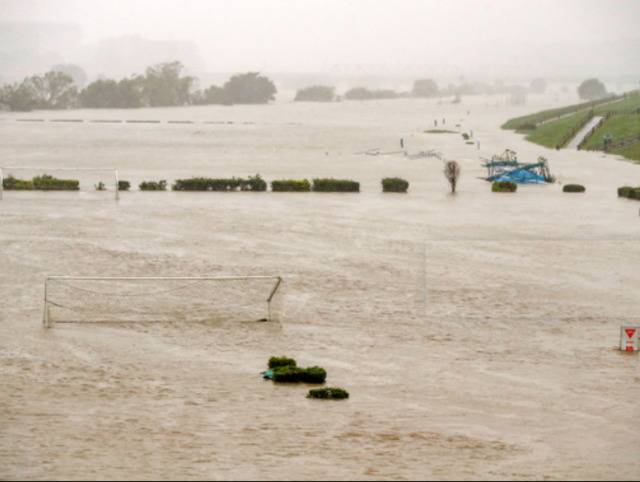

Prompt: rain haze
[1,1,640,481]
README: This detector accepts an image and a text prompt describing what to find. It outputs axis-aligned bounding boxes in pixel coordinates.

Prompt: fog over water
[2,0,640,83]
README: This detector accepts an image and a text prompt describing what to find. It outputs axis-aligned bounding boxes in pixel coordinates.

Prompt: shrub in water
[631,188,640,200]
[139,180,167,191]
[32,175,79,191]
[272,366,327,384]
[271,179,311,192]
[462,133,470,140]
[382,177,409,193]
[492,181,517,193]
[312,178,360,192]
[172,176,266,192]
[563,184,586,193]
[245,174,267,192]
[307,388,349,400]
[118,180,131,191]
[3,175,34,190]
[268,356,297,369]
[618,186,633,198]
[95,182,106,191]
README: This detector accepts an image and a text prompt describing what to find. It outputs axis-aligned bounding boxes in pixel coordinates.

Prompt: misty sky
[2,0,640,76]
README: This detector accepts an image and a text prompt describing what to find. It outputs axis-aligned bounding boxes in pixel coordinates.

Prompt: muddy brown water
[1,96,639,480]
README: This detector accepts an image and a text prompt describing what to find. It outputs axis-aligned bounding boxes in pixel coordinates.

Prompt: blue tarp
[496,169,546,184]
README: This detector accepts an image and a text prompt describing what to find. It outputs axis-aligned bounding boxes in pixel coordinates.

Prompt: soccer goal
[42,275,283,327]
[0,167,120,201]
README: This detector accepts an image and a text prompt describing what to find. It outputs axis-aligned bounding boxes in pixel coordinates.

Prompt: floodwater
[1,96,639,480]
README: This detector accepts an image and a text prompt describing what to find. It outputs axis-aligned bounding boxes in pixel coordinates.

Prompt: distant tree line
[293,78,556,103]
[0,62,277,111]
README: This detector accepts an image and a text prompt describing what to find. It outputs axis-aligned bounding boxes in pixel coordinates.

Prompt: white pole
[43,279,49,328]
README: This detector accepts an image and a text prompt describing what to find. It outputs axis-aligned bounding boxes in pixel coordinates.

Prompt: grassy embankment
[502,91,640,161]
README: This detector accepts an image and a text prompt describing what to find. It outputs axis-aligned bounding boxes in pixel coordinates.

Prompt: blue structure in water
[483,150,553,184]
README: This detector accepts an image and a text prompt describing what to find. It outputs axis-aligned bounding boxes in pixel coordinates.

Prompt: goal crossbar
[0,166,120,200]
[43,275,283,327]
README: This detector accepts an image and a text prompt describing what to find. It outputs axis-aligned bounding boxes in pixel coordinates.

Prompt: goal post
[43,275,283,328]
[0,166,120,201]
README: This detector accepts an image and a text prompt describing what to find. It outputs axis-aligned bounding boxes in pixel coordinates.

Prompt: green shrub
[631,188,640,200]
[462,133,470,140]
[492,181,517,193]
[272,365,327,384]
[268,357,297,369]
[172,176,266,192]
[2,175,34,190]
[271,179,311,192]
[118,180,131,191]
[312,178,359,192]
[139,180,167,191]
[95,181,106,191]
[245,174,267,192]
[563,184,586,193]
[382,177,409,193]
[618,186,633,198]
[32,175,79,191]
[307,387,350,400]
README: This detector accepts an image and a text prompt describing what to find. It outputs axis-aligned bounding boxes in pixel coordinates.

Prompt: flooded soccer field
[1,97,639,480]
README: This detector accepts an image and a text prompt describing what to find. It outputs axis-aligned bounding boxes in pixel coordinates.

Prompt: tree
[294,85,335,102]
[223,72,277,104]
[29,71,78,109]
[143,61,195,107]
[117,76,145,108]
[412,78,439,97]
[191,84,228,105]
[0,82,38,111]
[51,64,88,88]
[80,79,121,108]
[577,78,607,100]
[530,78,547,94]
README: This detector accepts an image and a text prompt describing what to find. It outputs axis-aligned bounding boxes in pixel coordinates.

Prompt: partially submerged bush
[33,175,79,191]
[272,365,327,384]
[618,186,633,198]
[312,178,359,192]
[3,175,34,190]
[271,179,311,192]
[95,181,106,191]
[139,180,167,191]
[492,181,517,193]
[268,356,297,369]
[307,387,349,400]
[118,180,131,191]
[563,184,586,193]
[617,186,640,200]
[462,132,470,140]
[172,175,266,192]
[382,177,409,193]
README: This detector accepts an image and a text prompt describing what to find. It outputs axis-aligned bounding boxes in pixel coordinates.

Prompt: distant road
[566,115,603,149]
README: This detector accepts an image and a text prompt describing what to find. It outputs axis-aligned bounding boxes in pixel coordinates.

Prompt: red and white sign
[620,326,639,352]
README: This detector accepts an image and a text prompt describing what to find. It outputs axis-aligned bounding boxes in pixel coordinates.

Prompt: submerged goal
[43,275,283,327]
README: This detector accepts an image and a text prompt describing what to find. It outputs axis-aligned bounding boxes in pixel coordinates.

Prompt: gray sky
[2,0,640,77]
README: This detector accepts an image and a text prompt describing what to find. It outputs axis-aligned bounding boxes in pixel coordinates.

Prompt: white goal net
[0,167,120,200]
[43,276,283,327]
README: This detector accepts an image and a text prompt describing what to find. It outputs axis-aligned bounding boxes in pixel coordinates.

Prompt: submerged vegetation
[312,178,360,192]
[563,184,586,193]
[382,177,409,193]
[492,181,518,193]
[3,174,79,191]
[618,186,640,200]
[307,388,349,400]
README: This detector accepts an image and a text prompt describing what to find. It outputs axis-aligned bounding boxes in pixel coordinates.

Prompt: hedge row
[381,177,409,193]
[139,180,167,191]
[272,366,327,384]
[312,178,359,192]
[307,388,350,400]
[172,175,267,192]
[492,181,517,192]
[271,179,311,192]
[2,175,79,191]
[618,186,640,200]
[563,184,586,193]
